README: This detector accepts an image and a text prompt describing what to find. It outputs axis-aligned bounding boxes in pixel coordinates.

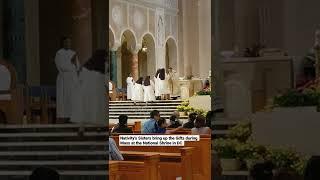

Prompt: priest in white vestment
[126,74,134,100]
[71,49,107,135]
[167,67,177,97]
[55,37,78,122]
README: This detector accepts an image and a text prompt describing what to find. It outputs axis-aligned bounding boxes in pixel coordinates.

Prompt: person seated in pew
[156,117,183,134]
[205,110,214,129]
[183,112,197,129]
[167,114,182,128]
[191,115,211,135]
[142,110,161,133]
[173,111,182,124]
[109,137,124,161]
[111,115,133,134]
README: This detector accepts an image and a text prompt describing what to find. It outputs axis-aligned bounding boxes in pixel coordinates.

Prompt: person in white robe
[167,67,177,97]
[158,68,170,100]
[71,49,107,135]
[126,74,134,100]
[154,69,161,99]
[143,76,156,102]
[55,37,78,122]
[131,77,144,103]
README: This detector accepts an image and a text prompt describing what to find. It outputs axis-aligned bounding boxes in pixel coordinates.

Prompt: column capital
[129,44,142,54]
[110,41,120,51]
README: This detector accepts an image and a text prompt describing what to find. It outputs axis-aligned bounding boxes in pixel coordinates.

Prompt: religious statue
[314,29,320,80]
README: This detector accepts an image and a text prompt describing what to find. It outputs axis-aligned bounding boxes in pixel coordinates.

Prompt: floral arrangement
[226,121,251,142]
[176,100,207,116]
[214,138,238,159]
[214,120,309,174]
[273,88,320,107]
[196,89,211,96]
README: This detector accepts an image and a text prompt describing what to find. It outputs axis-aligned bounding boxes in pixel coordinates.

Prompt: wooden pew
[109,121,141,133]
[167,128,192,134]
[0,59,23,124]
[109,153,160,180]
[109,122,193,135]
[121,147,194,180]
[111,134,211,180]
[109,81,116,101]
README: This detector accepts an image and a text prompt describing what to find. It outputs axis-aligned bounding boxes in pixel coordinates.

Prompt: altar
[222,56,294,119]
[177,79,203,100]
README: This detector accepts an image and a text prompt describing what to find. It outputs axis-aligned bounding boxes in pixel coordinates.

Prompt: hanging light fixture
[142,40,147,52]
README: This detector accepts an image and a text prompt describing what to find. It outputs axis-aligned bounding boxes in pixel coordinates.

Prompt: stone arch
[165,37,178,72]
[118,29,139,87]
[120,29,138,51]
[139,33,156,78]
[109,26,116,48]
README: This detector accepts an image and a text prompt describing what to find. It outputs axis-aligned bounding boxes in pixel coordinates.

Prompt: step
[222,171,249,176]
[0,124,107,133]
[109,104,179,109]
[110,100,182,103]
[0,170,106,180]
[0,132,107,142]
[109,109,178,112]
[0,151,107,161]
[110,103,181,106]
[212,120,239,126]
[109,115,187,118]
[0,141,106,151]
[109,112,178,115]
[212,130,230,135]
[0,170,107,176]
[0,160,107,171]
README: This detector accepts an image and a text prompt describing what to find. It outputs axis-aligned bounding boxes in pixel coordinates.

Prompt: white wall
[198,0,211,79]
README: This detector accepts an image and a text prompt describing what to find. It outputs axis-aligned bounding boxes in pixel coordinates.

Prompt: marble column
[131,49,139,81]
[71,0,92,64]
[181,0,199,78]
[110,50,117,84]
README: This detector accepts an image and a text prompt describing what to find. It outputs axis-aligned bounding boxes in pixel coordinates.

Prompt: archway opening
[138,34,156,79]
[165,38,178,72]
[109,27,115,83]
[119,30,136,87]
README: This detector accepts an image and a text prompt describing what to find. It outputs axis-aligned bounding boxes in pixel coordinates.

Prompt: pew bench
[111,134,211,179]
[109,121,141,133]
[121,147,194,180]
[109,153,160,180]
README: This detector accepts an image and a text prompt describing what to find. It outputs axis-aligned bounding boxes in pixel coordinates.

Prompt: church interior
[0,0,319,179]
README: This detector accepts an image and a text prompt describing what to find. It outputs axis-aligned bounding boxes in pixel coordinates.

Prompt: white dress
[126,77,134,100]
[132,83,144,102]
[158,74,170,95]
[143,81,156,102]
[71,67,107,125]
[55,48,77,118]
[154,76,160,97]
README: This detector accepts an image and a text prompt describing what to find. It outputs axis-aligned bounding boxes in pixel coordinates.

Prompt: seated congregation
[109,110,212,180]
